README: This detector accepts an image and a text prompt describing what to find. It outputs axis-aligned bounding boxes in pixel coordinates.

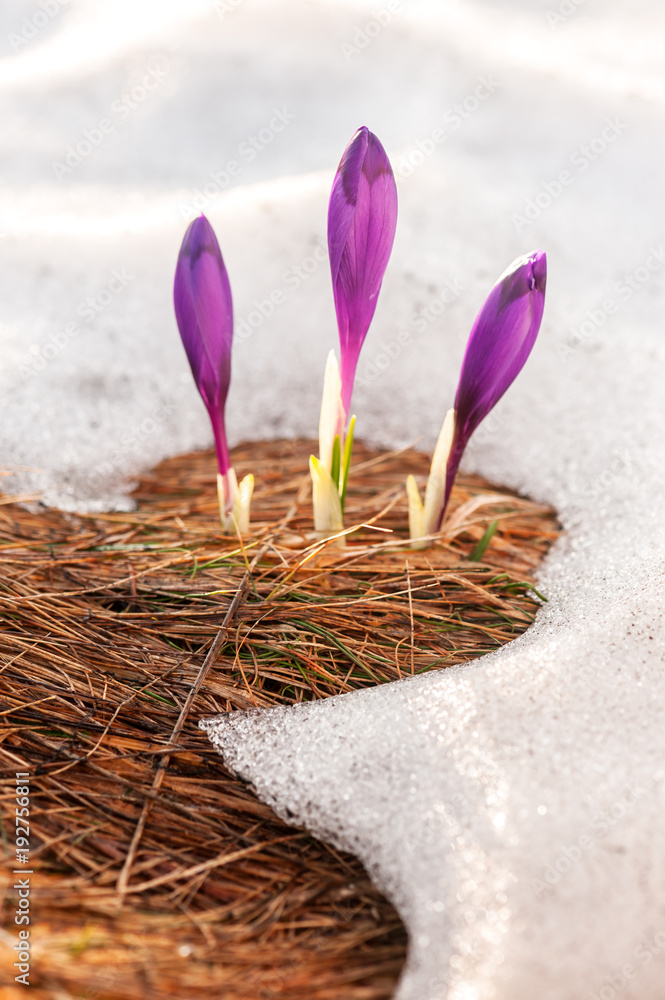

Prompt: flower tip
[362,128,395,182]
[497,248,544,280]
[508,249,546,290]
[493,249,547,317]
[348,124,369,150]
[179,213,220,265]
[334,127,394,205]
[529,249,547,290]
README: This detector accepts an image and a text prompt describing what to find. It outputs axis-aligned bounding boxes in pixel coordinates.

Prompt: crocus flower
[328,126,398,418]
[310,127,397,539]
[408,251,547,545]
[174,213,253,533]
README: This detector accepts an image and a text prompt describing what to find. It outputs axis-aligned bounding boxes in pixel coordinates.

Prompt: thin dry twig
[116,558,260,897]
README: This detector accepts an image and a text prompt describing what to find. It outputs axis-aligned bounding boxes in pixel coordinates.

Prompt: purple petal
[174,214,233,475]
[328,126,398,415]
[440,250,547,525]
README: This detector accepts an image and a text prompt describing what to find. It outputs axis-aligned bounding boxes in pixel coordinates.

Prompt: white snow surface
[4,0,665,996]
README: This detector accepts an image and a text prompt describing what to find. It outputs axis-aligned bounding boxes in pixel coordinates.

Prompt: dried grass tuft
[0,440,559,999]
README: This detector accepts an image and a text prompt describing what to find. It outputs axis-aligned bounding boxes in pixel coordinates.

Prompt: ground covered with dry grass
[0,440,559,999]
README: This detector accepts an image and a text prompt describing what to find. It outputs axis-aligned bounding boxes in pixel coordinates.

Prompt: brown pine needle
[0,438,559,1000]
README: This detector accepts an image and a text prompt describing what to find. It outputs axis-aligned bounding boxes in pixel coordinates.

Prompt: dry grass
[0,439,559,999]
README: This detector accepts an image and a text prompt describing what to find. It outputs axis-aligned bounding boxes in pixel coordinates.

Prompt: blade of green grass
[469,520,499,561]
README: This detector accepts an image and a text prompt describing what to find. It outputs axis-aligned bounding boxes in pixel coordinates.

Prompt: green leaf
[469,519,499,562]
[339,414,356,512]
[330,435,341,492]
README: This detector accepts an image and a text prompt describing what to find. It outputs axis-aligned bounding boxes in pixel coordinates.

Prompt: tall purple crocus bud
[174,214,232,475]
[328,126,398,418]
[174,213,253,533]
[407,251,547,544]
[444,251,547,519]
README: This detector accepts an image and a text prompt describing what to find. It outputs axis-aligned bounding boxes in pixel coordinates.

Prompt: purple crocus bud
[174,213,233,478]
[174,214,253,534]
[328,126,398,417]
[439,250,547,527]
